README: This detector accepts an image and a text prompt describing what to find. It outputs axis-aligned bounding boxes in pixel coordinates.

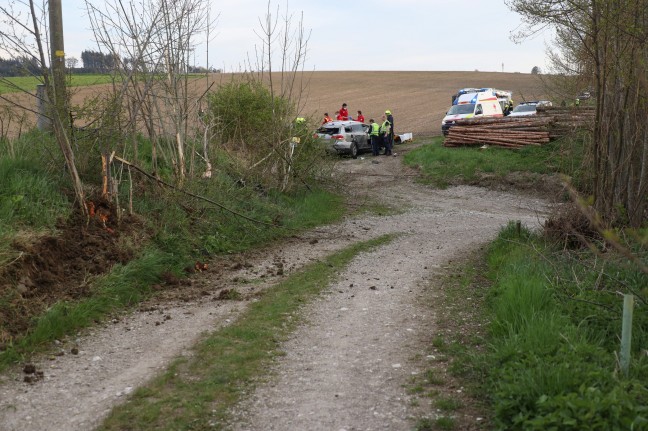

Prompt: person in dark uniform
[368,118,381,156]
[385,110,394,147]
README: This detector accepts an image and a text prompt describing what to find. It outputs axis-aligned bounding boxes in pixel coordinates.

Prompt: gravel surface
[0,145,550,430]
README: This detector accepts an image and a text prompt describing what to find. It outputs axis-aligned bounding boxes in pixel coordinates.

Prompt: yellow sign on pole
[55,50,65,57]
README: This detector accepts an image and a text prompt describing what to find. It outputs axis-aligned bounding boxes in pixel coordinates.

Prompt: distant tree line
[0,56,41,77]
[80,50,116,72]
[0,50,217,77]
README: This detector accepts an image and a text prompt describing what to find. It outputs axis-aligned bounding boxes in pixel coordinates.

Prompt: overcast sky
[60,0,552,73]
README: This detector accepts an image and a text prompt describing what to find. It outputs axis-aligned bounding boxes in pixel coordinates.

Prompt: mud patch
[0,198,143,343]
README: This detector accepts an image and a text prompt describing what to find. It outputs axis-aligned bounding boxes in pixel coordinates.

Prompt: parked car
[508,100,553,117]
[315,120,370,158]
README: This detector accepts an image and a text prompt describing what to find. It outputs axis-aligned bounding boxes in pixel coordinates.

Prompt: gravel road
[0,145,550,430]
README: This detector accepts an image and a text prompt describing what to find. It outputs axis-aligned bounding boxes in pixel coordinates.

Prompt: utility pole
[48,0,86,217]
[49,0,68,129]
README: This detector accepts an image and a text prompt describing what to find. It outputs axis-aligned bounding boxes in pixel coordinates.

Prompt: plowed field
[3,71,547,138]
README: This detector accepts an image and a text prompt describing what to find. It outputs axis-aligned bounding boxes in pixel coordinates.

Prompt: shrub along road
[0,144,550,430]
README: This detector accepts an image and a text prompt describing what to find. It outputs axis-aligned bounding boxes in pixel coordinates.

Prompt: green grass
[0,133,72,266]
[403,136,583,188]
[435,397,462,412]
[0,182,348,369]
[476,223,647,430]
[414,221,647,430]
[0,73,206,94]
[0,128,354,369]
[97,234,395,430]
[0,74,118,94]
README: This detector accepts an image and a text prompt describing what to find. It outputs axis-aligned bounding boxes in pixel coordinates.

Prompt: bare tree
[507,0,648,228]
[84,0,212,184]
[66,56,79,69]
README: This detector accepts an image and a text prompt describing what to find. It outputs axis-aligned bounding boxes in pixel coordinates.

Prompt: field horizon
[2,71,549,137]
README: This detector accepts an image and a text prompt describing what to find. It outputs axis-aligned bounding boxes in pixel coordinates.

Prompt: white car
[508,100,552,117]
[316,121,370,159]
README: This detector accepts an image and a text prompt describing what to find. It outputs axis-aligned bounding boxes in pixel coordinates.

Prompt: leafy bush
[206,79,334,191]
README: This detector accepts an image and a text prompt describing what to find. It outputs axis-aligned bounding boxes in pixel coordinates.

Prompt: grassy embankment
[0,128,363,370]
[405,138,647,430]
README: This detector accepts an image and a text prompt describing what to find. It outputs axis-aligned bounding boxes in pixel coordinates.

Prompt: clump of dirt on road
[0,197,142,344]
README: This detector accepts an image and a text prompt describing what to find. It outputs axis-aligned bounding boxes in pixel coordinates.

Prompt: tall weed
[481,222,647,429]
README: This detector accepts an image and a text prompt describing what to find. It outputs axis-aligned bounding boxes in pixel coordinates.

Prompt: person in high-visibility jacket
[368,118,381,156]
[380,114,393,155]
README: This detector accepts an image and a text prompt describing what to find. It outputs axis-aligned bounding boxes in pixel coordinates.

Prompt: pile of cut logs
[443,106,595,148]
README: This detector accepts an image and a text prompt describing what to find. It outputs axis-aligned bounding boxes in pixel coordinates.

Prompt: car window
[448,104,475,115]
[344,126,352,133]
[317,126,339,135]
[513,105,537,113]
[351,124,364,132]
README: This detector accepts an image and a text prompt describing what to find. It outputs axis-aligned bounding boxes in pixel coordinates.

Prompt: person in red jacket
[322,112,333,124]
[339,103,349,120]
[335,110,344,121]
[356,110,365,123]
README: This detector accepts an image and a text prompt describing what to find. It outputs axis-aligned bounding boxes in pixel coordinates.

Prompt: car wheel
[350,142,358,159]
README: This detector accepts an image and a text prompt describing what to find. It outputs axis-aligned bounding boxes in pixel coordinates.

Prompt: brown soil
[0,198,140,342]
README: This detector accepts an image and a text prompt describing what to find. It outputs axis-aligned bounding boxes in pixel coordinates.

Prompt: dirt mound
[0,198,141,343]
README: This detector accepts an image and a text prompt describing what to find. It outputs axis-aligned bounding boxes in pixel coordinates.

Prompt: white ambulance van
[441,89,512,135]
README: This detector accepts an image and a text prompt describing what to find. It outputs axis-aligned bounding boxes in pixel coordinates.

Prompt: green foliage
[207,80,292,146]
[0,157,70,228]
[521,382,648,430]
[205,79,333,192]
[479,223,648,430]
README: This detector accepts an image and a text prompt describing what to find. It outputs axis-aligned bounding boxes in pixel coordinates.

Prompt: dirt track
[0,143,550,430]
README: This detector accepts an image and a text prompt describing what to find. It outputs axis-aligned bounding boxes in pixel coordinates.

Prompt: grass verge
[483,223,647,430]
[409,245,492,431]
[0,130,358,369]
[98,234,395,430]
[0,249,173,368]
[429,222,647,430]
[415,224,648,431]
[403,136,583,188]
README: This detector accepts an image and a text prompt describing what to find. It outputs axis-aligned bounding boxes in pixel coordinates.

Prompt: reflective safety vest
[381,120,391,135]
[370,122,380,136]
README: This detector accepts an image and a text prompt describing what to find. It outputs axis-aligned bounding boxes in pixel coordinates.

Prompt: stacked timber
[444,106,595,148]
[536,106,595,139]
